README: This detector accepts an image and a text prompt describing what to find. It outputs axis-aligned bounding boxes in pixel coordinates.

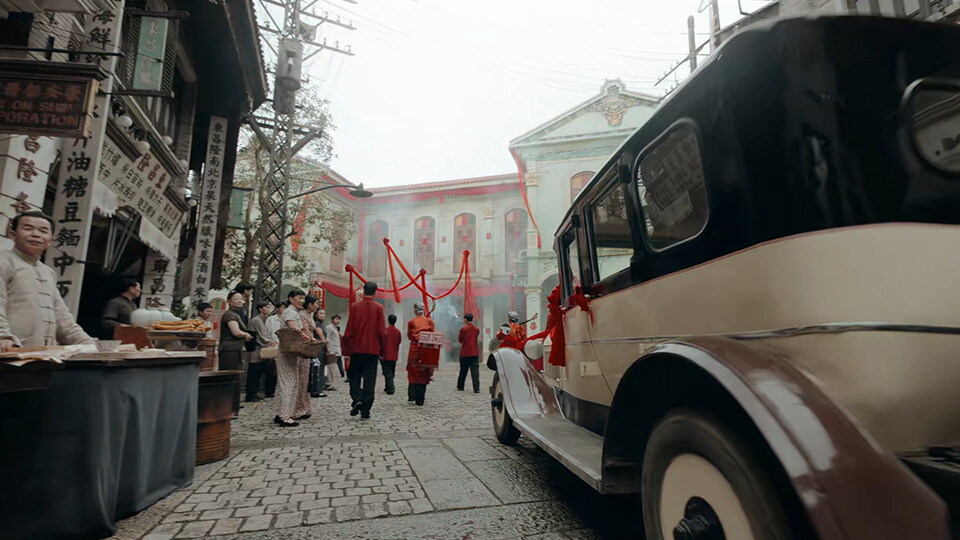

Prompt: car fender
[604,336,947,540]
[487,347,559,424]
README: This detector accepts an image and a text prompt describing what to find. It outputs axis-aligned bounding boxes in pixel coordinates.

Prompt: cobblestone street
[111,366,640,540]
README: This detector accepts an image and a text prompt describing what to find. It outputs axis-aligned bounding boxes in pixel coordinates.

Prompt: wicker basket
[276,327,325,357]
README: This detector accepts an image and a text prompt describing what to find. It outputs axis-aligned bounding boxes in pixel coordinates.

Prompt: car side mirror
[905,78,960,176]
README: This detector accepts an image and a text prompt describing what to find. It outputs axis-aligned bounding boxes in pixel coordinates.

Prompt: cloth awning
[93,181,118,218]
[138,218,179,261]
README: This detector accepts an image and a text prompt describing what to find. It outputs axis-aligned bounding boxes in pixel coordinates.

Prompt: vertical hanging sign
[132,16,168,92]
[142,250,175,310]
[51,3,124,313]
[190,116,227,307]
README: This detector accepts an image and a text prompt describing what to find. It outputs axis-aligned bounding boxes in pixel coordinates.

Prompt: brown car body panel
[642,337,949,540]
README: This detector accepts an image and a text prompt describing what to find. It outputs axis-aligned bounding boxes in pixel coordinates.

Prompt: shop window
[589,185,634,282]
[414,216,435,275]
[504,209,527,273]
[366,221,388,276]
[636,122,709,251]
[453,213,476,273]
[570,171,594,203]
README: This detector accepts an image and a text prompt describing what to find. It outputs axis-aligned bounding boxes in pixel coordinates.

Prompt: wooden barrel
[196,371,240,464]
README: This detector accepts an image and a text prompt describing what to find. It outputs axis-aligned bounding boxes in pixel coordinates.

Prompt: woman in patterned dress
[274,289,309,427]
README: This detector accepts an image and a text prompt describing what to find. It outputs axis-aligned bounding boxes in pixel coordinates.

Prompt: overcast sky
[261,0,772,188]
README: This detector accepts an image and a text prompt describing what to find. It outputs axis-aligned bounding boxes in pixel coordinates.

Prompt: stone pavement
[111,365,641,540]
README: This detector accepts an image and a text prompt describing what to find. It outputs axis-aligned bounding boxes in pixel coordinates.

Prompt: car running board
[497,351,605,492]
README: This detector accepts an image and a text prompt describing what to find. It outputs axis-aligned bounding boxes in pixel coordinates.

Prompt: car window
[560,230,581,301]
[636,123,709,251]
[590,185,634,282]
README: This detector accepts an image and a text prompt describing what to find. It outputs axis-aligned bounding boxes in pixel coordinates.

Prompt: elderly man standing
[0,211,93,349]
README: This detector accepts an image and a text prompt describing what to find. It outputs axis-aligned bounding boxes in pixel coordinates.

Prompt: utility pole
[687,15,697,72]
[252,0,355,304]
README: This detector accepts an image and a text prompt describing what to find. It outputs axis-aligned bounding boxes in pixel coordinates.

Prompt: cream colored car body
[543,222,960,453]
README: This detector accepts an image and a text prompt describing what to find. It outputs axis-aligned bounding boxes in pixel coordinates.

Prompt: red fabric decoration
[526,285,567,367]
[572,286,593,323]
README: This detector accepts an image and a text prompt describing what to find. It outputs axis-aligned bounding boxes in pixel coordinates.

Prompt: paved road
[114,365,642,540]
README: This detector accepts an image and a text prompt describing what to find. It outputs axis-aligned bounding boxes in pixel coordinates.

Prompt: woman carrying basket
[406,302,435,406]
[274,289,313,427]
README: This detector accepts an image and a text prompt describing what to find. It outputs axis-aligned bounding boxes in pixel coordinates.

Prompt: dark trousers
[348,353,379,414]
[264,360,277,397]
[219,348,242,413]
[246,361,266,401]
[308,359,326,395]
[337,356,345,377]
[457,356,480,392]
[380,360,397,393]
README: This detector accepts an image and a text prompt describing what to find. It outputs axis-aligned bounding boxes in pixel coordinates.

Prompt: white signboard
[99,137,184,238]
[190,116,227,306]
[142,250,175,310]
[50,3,124,312]
[0,135,58,251]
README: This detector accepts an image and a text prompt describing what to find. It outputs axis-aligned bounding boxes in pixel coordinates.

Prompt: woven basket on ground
[276,327,325,358]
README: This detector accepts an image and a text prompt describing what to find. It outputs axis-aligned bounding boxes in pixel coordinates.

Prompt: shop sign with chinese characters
[49,3,125,314]
[99,137,183,237]
[190,116,227,306]
[132,17,169,92]
[142,251,175,310]
[0,60,104,138]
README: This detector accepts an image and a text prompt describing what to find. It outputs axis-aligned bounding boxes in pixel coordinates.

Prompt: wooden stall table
[0,350,203,540]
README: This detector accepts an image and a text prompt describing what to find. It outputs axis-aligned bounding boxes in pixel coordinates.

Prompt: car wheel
[491,372,521,445]
[642,408,793,540]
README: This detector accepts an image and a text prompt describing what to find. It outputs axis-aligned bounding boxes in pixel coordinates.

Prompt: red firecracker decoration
[485,233,491,240]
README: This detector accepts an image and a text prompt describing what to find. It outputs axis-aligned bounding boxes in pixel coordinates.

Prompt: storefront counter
[0,351,203,540]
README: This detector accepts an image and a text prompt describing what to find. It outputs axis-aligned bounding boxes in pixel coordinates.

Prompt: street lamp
[287,182,373,201]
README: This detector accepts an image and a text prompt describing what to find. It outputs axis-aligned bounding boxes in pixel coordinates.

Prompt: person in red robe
[380,313,402,395]
[406,303,435,406]
[496,311,527,350]
[342,281,385,420]
[456,313,481,392]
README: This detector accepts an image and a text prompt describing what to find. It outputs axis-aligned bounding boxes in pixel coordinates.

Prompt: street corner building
[0,0,267,333]
[0,1,266,538]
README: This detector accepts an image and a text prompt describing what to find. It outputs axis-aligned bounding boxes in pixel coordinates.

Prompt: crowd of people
[213,279,485,427]
[0,211,488,430]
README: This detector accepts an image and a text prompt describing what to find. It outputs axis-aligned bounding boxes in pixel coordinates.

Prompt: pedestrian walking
[380,314,402,394]
[342,281,385,420]
[457,313,481,393]
[274,290,310,427]
[324,314,343,391]
[406,303,435,406]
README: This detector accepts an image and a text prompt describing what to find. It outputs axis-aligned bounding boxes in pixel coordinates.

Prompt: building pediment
[510,79,659,148]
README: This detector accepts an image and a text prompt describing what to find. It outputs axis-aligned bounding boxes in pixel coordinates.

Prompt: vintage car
[487,15,960,540]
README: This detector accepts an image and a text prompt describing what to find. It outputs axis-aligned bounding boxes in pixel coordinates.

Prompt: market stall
[0,349,203,540]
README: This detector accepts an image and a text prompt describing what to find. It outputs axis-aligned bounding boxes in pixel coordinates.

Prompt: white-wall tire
[641,409,793,540]
[491,372,521,445]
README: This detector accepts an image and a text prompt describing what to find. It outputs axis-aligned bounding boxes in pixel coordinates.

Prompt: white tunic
[0,249,93,347]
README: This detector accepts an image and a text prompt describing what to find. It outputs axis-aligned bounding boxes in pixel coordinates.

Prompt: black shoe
[311,393,327,398]
[350,401,362,416]
[456,387,464,391]
[325,387,337,392]
[295,414,311,420]
[265,394,275,398]
[416,400,424,406]
[278,419,300,427]
[245,397,262,403]
[386,389,395,395]
[360,414,370,420]
[273,415,282,425]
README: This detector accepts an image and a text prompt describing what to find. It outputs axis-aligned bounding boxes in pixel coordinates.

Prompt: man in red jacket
[457,313,481,393]
[380,314,402,395]
[342,281,385,419]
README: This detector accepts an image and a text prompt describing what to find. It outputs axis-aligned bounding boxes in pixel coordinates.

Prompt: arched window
[505,209,527,273]
[570,171,594,202]
[414,216,435,275]
[452,213,476,273]
[328,240,345,273]
[366,221,388,277]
